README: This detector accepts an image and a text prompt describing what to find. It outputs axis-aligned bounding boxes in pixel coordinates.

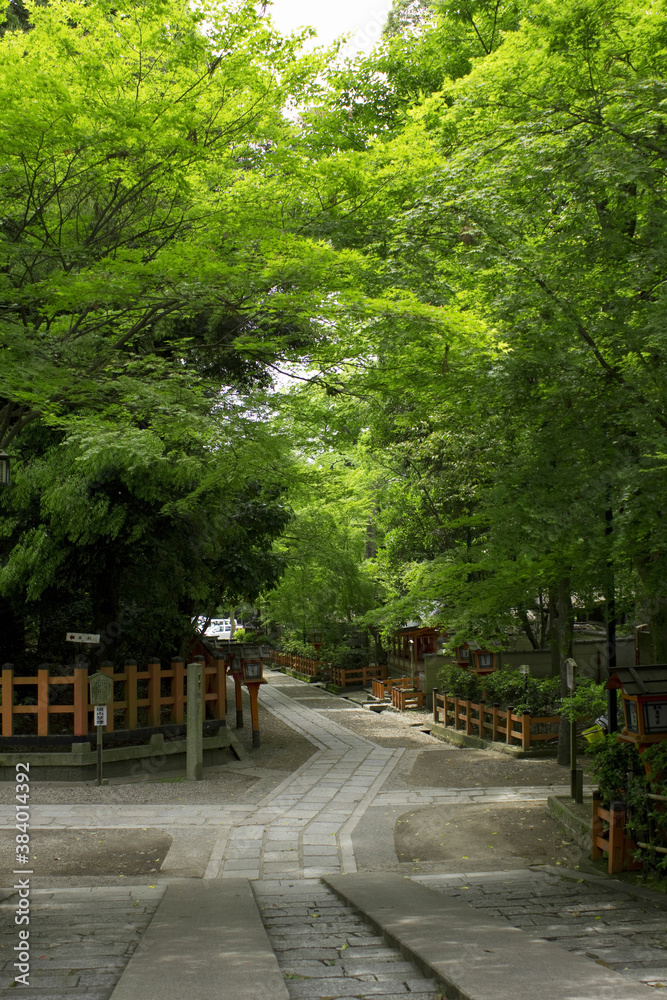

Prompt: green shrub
[559,678,607,725]
[436,664,481,700]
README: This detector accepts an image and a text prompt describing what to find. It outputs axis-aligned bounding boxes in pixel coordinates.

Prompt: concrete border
[324,872,658,1000]
[109,879,289,1000]
[0,732,231,781]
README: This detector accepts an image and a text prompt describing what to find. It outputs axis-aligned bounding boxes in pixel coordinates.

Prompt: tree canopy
[3,0,667,673]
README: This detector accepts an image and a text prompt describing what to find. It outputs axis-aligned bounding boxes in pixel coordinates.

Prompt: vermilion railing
[1,651,227,738]
[432,689,560,751]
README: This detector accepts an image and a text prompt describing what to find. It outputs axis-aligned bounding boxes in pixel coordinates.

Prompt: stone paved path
[254,879,443,999]
[0,886,165,999]
[418,869,667,990]
[1,668,666,999]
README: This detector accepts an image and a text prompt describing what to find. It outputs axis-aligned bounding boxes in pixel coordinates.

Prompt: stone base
[0,730,232,781]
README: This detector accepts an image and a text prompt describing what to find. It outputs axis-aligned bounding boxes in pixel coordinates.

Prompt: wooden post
[246,681,261,747]
[608,800,627,874]
[478,700,486,739]
[492,703,500,742]
[37,665,49,736]
[591,791,604,861]
[453,694,460,731]
[432,687,439,724]
[521,712,531,752]
[506,707,514,745]
[73,665,88,737]
[2,665,13,737]
[234,674,243,728]
[172,657,185,724]
[148,657,161,727]
[465,698,473,735]
[101,662,115,732]
[213,653,226,720]
[126,660,138,731]
[186,661,204,781]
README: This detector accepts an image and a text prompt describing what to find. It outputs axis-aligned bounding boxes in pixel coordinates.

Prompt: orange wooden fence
[432,689,559,751]
[269,650,324,678]
[1,652,227,738]
[330,664,386,688]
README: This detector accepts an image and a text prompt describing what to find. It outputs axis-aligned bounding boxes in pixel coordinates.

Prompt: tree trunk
[550,578,574,766]
[0,599,25,670]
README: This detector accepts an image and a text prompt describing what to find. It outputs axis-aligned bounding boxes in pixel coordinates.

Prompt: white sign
[94,705,107,727]
[565,657,577,691]
[66,632,100,644]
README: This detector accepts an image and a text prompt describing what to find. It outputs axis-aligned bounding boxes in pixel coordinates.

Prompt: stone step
[324,873,659,1000]
[253,879,441,999]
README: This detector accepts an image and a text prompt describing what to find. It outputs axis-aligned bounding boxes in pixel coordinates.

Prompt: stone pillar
[187,661,204,781]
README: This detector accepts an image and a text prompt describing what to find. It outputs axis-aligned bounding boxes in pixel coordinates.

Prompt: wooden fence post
[506,707,514,745]
[2,665,13,737]
[432,688,439,724]
[465,698,474,735]
[609,800,627,874]
[125,660,138,731]
[521,712,531,752]
[478,700,486,739]
[492,703,500,742]
[37,665,49,736]
[213,652,226,720]
[171,657,185,724]
[148,657,161,727]
[453,694,460,731]
[73,665,88,737]
[101,662,115,732]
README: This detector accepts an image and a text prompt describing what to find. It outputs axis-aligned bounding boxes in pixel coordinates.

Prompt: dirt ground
[393,801,584,871]
[0,828,172,880]
[404,746,586,789]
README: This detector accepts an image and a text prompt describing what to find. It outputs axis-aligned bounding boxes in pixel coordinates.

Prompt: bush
[559,678,607,725]
[436,664,481,701]
[482,667,560,716]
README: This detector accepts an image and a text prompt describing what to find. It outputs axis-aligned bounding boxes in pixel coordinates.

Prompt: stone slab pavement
[1,668,666,999]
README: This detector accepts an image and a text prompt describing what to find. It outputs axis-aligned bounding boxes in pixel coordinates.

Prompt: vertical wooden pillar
[521,712,531,752]
[148,657,161,727]
[478,700,486,739]
[213,653,226,720]
[506,707,514,745]
[432,688,439,724]
[126,660,138,731]
[37,665,49,736]
[73,665,89,737]
[171,657,185,724]
[453,694,460,731]
[608,800,627,874]
[465,698,473,735]
[1,665,13,737]
[247,682,261,747]
[492,703,500,742]
[101,662,115,733]
[234,674,243,728]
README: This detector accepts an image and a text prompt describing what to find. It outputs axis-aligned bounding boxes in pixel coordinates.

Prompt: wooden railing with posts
[591,793,641,874]
[1,651,227,738]
[330,664,387,688]
[432,689,560,751]
[268,650,324,678]
[371,676,412,700]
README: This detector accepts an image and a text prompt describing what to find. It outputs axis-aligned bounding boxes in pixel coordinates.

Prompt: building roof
[606,665,667,695]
